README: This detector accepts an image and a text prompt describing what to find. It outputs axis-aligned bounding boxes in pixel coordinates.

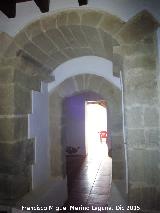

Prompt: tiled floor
[62,143,112,212]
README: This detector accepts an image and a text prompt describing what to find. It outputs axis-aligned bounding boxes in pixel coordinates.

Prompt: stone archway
[0,7,160,212]
[49,74,123,181]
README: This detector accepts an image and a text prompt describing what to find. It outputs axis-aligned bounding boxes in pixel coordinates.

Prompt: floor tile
[64,152,112,211]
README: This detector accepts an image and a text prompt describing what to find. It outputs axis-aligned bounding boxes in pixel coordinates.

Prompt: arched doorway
[49,73,124,204]
[0,7,159,212]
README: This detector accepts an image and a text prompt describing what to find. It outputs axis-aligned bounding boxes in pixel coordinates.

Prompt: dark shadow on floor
[61,150,112,212]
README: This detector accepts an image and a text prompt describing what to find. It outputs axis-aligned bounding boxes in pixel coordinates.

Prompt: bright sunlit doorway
[85,100,108,159]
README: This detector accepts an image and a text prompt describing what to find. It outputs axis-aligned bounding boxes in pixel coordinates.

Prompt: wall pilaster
[114,10,160,211]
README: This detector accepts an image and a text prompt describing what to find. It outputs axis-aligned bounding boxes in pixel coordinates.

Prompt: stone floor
[61,143,112,212]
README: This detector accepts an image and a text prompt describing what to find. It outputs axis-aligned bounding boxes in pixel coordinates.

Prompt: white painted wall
[28,83,50,189]
[48,56,120,93]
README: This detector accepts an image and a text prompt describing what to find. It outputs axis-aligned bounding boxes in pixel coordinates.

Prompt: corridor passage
[63,143,112,212]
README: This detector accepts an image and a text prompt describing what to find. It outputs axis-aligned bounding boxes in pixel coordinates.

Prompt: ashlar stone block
[128,149,159,184]
[124,81,157,105]
[59,26,81,48]
[23,42,51,65]
[123,55,156,70]
[41,14,57,31]
[46,28,69,49]
[69,25,88,47]
[0,172,31,203]
[62,47,78,58]
[57,77,78,98]
[81,26,105,55]
[0,66,41,91]
[74,75,85,91]
[49,49,68,64]
[56,12,68,27]
[0,139,35,175]
[86,75,104,93]
[123,68,156,87]
[0,84,32,115]
[127,129,145,147]
[0,116,28,142]
[32,33,58,54]
[112,160,125,180]
[81,11,103,27]
[128,184,158,210]
[24,20,42,39]
[14,32,30,48]
[99,12,125,35]
[125,107,144,128]
[67,11,80,25]
[99,30,113,60]
[145,128,160,146]
[72,47,93,57]
[114,43,155,57]
[0,32,13,57]
[144,107,159,127]
[116,10,159,44]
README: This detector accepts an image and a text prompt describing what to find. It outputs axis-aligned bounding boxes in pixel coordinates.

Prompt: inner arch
[48,56,121,92]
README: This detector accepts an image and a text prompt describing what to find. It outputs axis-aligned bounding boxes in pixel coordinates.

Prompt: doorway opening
[85,100,108,159]
[62,93,112,207]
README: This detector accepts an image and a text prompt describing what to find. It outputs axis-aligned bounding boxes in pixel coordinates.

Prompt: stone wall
[114,11,160,211]
[49,74,124,184]
[0,33,53,205]
[0,8,160,212]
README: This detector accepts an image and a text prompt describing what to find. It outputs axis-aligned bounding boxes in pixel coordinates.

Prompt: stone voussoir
[67,11,81,25]
[0,32,13,58]
[68,25,88,47]
[14,32,55,71]
[57,78,78,98]
[24,20,43,39]
[56,11,68,27]
[98,12,125,36]
[81,10,104,27]
[40,13,57,31]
